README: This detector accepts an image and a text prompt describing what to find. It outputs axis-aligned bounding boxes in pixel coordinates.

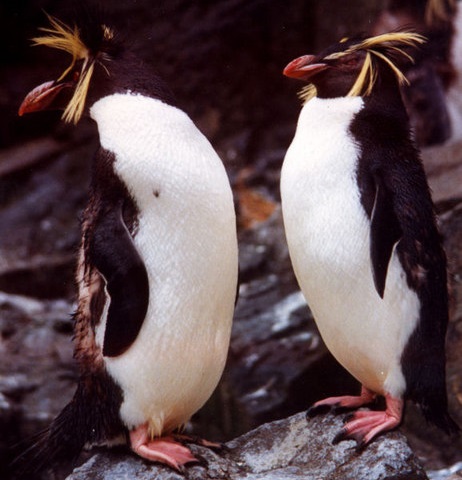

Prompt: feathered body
[283,96,413,399]
[88,93,237,435]
[281,32,458,446]
[18,12,238,473]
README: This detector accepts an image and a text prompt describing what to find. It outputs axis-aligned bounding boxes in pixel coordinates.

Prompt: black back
[351,66,458,433]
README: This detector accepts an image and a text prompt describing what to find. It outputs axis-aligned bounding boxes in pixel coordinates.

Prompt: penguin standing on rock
[281,32,459,447]
[18,12,238,472]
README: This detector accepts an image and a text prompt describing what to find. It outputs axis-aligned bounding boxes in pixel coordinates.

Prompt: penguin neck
[362,71,410,126]
[87,52,177,112]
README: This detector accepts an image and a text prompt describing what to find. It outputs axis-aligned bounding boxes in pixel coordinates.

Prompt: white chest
[281,97,419,397]
[90,94,238,434]
[281,97,368,276]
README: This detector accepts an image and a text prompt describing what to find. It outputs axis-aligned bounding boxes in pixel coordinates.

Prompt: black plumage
[282,31,458,447]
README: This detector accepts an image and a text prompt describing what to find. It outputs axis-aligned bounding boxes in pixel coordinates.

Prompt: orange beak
[18,80,72,116]
[283,55,328,81]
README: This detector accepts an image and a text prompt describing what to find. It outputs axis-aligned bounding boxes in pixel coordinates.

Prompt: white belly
[281,97,419,397]
[91,93,238,435]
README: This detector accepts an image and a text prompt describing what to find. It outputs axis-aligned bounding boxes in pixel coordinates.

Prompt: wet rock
[0,126,95,299]
[423,147,462,206]
[227,208,358,432]
[0,292,76,479]
[427,461,462,480]
[66,413,428,480]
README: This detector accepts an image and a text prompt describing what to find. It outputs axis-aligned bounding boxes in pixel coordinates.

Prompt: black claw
[306,403,332,419]
[175,463,187,474]
[194,454,209,468]
[332,429,367,450]
[342,413,355,424]
[355,440,367,453]
[332,428,348,445]
[217,443,230,453]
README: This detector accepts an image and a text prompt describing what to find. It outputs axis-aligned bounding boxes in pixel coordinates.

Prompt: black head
[19,12,174,124]
[283,32,426,101]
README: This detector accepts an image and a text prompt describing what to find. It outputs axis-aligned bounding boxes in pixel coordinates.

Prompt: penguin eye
[343,57,359,67]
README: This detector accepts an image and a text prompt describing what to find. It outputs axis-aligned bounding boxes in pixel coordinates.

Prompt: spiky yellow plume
[33,15,87,58]
[297,84,317,103]
[299,32,426,104]
[32,15,96,124]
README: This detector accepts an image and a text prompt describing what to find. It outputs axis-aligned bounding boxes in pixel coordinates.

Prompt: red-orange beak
[283,55,328,81]
[18,80,73,116]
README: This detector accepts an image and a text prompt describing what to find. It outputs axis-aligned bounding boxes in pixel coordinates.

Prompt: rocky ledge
[66,413,427,480]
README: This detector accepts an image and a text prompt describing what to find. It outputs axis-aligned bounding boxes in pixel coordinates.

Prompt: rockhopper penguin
[18,13,238,472]
[280,32,459,447]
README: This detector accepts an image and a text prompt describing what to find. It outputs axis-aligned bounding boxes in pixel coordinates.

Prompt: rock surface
[66,413,427,480]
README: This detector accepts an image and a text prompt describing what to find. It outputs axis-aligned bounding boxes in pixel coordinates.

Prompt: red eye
[73,71,80,82]
[344,58,358,67]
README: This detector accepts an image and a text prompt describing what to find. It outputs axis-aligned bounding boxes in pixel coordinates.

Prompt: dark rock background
[1,1,462,479]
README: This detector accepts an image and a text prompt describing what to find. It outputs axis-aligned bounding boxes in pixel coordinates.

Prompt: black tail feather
[405,359,460,435]
[419,396,460,435]
[11,400,91,479]
[11,372,126,479]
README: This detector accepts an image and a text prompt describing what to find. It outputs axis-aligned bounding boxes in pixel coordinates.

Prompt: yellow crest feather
[32,14,96,124]
[33,14,88,64]
[62,61,94,124]
[299,31,425,104]
[348,52,376,97]
[298,84,317,104]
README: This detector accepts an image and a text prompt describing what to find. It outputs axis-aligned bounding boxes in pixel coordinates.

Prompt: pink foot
[130,424,199,471]
[333,393,403,448]
[307,386,377,418]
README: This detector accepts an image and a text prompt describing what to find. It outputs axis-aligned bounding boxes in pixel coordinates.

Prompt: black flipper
[352,96,459,433]
[89,202,150,357]
[369,173,402,298]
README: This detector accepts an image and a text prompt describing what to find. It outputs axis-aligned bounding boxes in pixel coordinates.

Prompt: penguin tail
[10,398,89,479]
[409,363,460,435]
[11,372,126,479]
[420,398,460,435]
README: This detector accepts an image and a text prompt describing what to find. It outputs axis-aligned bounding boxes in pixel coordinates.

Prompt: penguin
[17,12,238,473]
[280,31,459,448]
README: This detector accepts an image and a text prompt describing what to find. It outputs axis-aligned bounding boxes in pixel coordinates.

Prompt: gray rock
[227,208,359,433]
[67,412,428,480]
[427,461,462,480]
[228,209,327,428]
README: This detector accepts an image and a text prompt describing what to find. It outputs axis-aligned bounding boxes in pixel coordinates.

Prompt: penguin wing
[370,172,402,298]
[89,201,149,357]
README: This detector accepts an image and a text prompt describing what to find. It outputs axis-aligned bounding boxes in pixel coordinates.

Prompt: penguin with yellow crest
[281,31,459,447]
[18,11,238,473]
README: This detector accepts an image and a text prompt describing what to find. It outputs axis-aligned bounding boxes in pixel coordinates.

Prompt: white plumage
[281,96,419,399]
[91,93,238,436]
